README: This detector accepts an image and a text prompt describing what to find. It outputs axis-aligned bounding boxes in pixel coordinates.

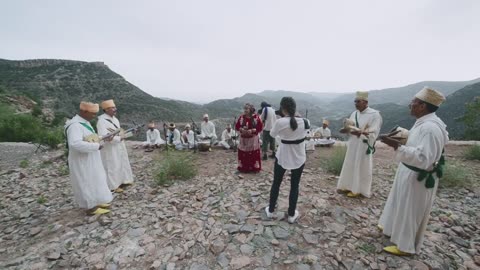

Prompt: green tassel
[436,166,443,178]
[417,171,428,181]
[425,174,435,188]
[363,139,375,155]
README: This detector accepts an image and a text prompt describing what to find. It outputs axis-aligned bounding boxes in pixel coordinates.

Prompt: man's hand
[99,145,104,150]
[350,130,362,137]
[381,136,400,150]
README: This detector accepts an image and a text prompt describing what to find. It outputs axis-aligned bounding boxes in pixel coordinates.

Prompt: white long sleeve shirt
[270,117,308,170]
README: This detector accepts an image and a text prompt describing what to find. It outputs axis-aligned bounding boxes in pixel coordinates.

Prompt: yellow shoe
[97,203,111,209]
[377,224,384,231]
[337,189,350,194]
[383,246,411,256]
[208,148,212,152]
[347,192,361,198]
[89,208,110,215]
[122,182,133,186]
[113,188,124,193]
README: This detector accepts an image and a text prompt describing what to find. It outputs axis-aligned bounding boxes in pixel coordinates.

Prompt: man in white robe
[337,91,383,198]
[64,102,113,215]
[166,123,182,150]
[379,87,448,255]
[97,99,134,193]
[181,124,196,149]
[314,119,335,147]
[219,124,238,149]
[199,114,217,145]
[143,122,165,149]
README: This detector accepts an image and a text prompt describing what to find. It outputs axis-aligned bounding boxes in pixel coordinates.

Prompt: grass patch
[19,159,29,168]
[37,195,47,204]
[58,165,69,176]
[440,161,474,189]
[320,146,347,175]
[464,144,480,161]
[154,151,197,186]
[357,242,376,254]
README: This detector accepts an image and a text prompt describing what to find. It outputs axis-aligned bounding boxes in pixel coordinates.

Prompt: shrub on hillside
[320,146,347,175]
[464,145,480,161]
[155,152,197,186]
[0,106,64,148]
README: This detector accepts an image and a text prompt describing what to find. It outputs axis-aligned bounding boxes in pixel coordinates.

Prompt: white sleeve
[394,129,442,170]
[67,123,100,153]
[270,120,282,138]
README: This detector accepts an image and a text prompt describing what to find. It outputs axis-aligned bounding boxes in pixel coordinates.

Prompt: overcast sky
[1,0,480,103]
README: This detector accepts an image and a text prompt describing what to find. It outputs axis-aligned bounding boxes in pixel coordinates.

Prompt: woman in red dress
[235,103,264,173]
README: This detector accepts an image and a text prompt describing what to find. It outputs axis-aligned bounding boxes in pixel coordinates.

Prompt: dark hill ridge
[1,58,478,139]
[0,59,205,125]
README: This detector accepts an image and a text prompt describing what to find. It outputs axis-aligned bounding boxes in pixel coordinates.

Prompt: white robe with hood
[64,115,113,209]
[97,114,134,190]
[337,107,383,197]
[379,113,448,254]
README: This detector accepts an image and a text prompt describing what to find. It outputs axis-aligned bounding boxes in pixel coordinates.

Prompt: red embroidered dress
[235,114,264,172]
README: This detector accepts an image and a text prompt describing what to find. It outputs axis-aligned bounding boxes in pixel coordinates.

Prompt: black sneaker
[262,154,268,160]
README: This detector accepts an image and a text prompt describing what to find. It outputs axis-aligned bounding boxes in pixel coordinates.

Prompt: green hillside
[0,59,205,125]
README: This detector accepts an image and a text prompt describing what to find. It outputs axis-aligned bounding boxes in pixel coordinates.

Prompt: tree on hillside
[463,97,480,140]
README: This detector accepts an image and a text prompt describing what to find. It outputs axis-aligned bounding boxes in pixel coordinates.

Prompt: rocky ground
[0,141,479,270]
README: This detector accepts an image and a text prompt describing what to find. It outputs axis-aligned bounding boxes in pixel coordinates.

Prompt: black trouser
[262,130,275,153]
[268,158,305,216]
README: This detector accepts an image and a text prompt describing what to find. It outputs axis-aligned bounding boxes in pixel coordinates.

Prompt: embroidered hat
[80,102,99,113]
[101,99,116,110]
[415,87,446,107]
[355,91,368,101]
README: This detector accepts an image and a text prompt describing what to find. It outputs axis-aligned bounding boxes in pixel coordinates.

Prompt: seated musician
[166,123,183,150]
[198,114,218,145]
[181,124,196,149]
[219,124,238,150]
[143,122,165,150]
[314,120,335,147]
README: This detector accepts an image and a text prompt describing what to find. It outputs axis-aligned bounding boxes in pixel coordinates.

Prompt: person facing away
[97,99,134,193]
[235,103,264,173]
[64,102,112,215]
[219,124,238,150]
[378,87,448,256]
[143,122,165,149]
[199,114,217,145]
[181,124,196,149]
[336,91,383,198]
[260,101,277,160]
[265,97,308,224]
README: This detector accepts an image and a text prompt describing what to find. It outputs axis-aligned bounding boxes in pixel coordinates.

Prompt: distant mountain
[328,78,480,113]
[368,82,480,139]
[1,58,478,139]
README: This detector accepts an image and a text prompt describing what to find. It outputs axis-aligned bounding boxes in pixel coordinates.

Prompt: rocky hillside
[0,59,205,125]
